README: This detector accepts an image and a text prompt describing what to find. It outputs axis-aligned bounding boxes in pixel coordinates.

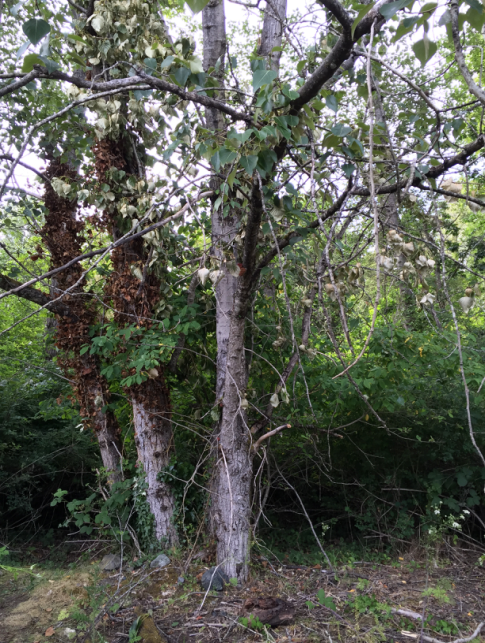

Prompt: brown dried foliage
[42,158,119,437]
[91,138,173,420]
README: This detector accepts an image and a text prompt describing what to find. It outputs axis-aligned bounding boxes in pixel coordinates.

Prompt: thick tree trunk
[42,158,122,483]
[131,376,178,544]
[93,137,178,542]
[211,182,264,582]
[205,0,287,581]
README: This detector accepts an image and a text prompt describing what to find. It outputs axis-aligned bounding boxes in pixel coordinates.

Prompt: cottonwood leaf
[463,0,483,13]
[252,69,277,91]
[325,94,338,113]
[45,627,55,637]
[16,41,30,60]
[173,66,190,87]
[240,155,258,175]
[185,0,211,13]
[412,36,437,67]
[352,3,375,38]
[22,18,50,45]
[379,0,413,20]
[22,53,41,72]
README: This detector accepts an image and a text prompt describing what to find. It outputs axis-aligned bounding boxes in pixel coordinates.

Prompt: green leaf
[326,94,338,113]
[412,35,437,66]
[240,155,258,175]
[463,0,483,13]
[21,53,42,72]
[464,6,485,29]
[379,0,413,20]
[342,163,355,177]
[173,66,191,87]
[185,0,211,12]
[22,18,50,45]
[438,9,451,25]
[331,123,352,137]
[16,41,30,60]
[218,148,237,166]
[252,69,277,91]
[352,3,375,37]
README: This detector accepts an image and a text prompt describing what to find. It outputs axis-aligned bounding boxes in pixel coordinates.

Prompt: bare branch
[252,424,290,451]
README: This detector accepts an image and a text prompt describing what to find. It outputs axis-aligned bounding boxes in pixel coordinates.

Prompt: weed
[422,586,451,604]
[306,588,337,612]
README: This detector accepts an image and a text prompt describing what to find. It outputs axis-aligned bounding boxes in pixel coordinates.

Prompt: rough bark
[207,0,287,581]
[258,0,287,71]
[93,137,178,544]
[132,375,178,544]
[211,181,264,582]
[42,158,122,482]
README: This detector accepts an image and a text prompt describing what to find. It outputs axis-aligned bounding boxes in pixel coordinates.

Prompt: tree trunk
[202,0,235,402]
[42,157,122,483]
[131,375,178,544]
[258,0,287,71]
[205,0,287,581]
[93,137,178,543]
[210,182,264,582]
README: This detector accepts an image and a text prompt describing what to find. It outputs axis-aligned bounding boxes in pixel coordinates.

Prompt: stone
[201,567,229,591]
[100,553,121,571]
[62,628,77,640]
[177,576,185,584]
[149,553,170,569]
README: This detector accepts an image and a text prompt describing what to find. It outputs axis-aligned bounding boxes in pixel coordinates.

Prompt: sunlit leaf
[412,35,437,67]
[185,0,211,13]
[22,18,50,45]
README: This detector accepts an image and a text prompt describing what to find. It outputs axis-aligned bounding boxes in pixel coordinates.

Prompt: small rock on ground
[201,567,229,591]
[150,553,170,569]
[100,553,122,571]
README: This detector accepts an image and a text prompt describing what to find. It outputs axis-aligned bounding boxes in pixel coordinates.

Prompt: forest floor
[0,544,484,643]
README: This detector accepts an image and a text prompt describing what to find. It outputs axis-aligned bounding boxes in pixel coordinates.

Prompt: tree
[1,0,485,580]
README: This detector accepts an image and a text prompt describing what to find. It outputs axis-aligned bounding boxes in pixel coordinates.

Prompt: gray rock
[150,553,171,569]
[201,567,229,591]
[177,576,185,584]
[100,553,122,571]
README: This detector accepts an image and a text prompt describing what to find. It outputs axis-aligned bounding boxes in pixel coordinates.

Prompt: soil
[1,547,484,643]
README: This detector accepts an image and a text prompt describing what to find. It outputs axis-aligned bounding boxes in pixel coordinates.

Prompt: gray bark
[258,0,287,71]
[202,0,235,402]
[207,0,287,582]
[210,180,264,582]
[131,375,178,544]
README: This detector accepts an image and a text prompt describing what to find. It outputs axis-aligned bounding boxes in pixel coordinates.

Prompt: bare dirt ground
[1,546,484,643]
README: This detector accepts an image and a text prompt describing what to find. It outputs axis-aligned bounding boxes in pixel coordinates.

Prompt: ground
[1,544,484,643]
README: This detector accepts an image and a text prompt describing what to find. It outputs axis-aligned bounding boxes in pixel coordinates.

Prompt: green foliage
[306,588,337,611]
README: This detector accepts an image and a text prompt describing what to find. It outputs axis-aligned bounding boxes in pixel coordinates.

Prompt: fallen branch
[400,622,484,643]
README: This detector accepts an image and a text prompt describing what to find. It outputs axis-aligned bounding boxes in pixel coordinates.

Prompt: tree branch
[252,424,290,451]
[0,191,212,303]
[450,0,485,107]
[0,273,76,318]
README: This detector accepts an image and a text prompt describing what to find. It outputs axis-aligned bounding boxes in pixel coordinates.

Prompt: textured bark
[93,137,178,543]
[42,158,122,483]
[206,0,288,580]
[258,0,287,71]
[211,181,264,582]
[132,376,178,544]
[202,0,235,401]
